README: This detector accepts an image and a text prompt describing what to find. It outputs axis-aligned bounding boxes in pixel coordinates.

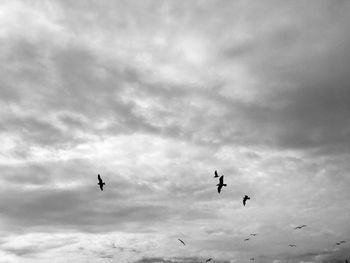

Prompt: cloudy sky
[1,0,350,262]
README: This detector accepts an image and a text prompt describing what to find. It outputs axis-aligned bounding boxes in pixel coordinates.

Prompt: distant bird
[244,238,250,241]
[214,170,219,178]
[289,244,296,247]
[250,233,258,237]
[178,239,186,246]
[336,241,345,245]
[217,175,227,193]
[294,225,307,230]
[250,258,255,261]
[97,174,105,191]
[206,258,212,262]
[243,195,250,206]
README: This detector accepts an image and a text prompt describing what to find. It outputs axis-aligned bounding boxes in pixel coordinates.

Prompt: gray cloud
[135,257,230,263]
[1,1,350,262]
[220,1,350,152]
[0,182,169,233]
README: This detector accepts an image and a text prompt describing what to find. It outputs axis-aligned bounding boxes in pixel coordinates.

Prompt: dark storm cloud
[2,0,350,153]
[47,44,213,141]
[0,36,222,150]
[1,37,160,144]
[0,186,168,232]
[1,1,350,262]
[0,35,209,149]
[0,159,218,233]
[215,0,350,152]
[0,160,166,232]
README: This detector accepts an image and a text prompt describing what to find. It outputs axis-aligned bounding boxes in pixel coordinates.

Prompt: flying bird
[217,175,227,193]
[250,233,258,237]
[243,195,250,206]
[336,241,345,245]
[289,244,296,247]
[97,174,105,191]
[244,238,250,241]
[250,258,255,261]
[214,170,219,178]
[294,225,307,230]
[206,258,212,262]
[178,239,186,246]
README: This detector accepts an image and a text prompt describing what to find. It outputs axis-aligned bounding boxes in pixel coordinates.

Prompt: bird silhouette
[345,260,348,263]
[250,233,258,237]
[206,258,212,262]
[336,242,341,245]
[250,258,255,261]
[289,244,296,247]
[243,195,250,206]
[335,241,345,245]
[97,174,105,191]
[214,170,219,178]
[244,238,250,241]
[178,239,185,246]
[217,175,227,193]
[294,225,307,230]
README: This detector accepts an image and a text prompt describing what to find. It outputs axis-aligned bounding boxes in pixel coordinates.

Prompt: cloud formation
[0,0,350,262]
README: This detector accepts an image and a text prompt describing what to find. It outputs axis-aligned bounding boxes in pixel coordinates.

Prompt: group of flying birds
[96,172,347,262]
[214,170,250,206]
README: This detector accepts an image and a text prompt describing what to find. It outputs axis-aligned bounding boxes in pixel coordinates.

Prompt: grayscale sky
[0,1,350,262]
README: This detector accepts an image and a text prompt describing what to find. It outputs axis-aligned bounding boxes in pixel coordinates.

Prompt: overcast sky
[1,1,350,262]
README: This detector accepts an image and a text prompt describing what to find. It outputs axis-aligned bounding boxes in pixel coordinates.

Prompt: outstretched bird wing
[214,170,218,177]
[97,174,104,191]
[219,175,224,184]
[178,239,185,245]
[217,184,223,193]
[206,258,212,262]
[243,196,248,206]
